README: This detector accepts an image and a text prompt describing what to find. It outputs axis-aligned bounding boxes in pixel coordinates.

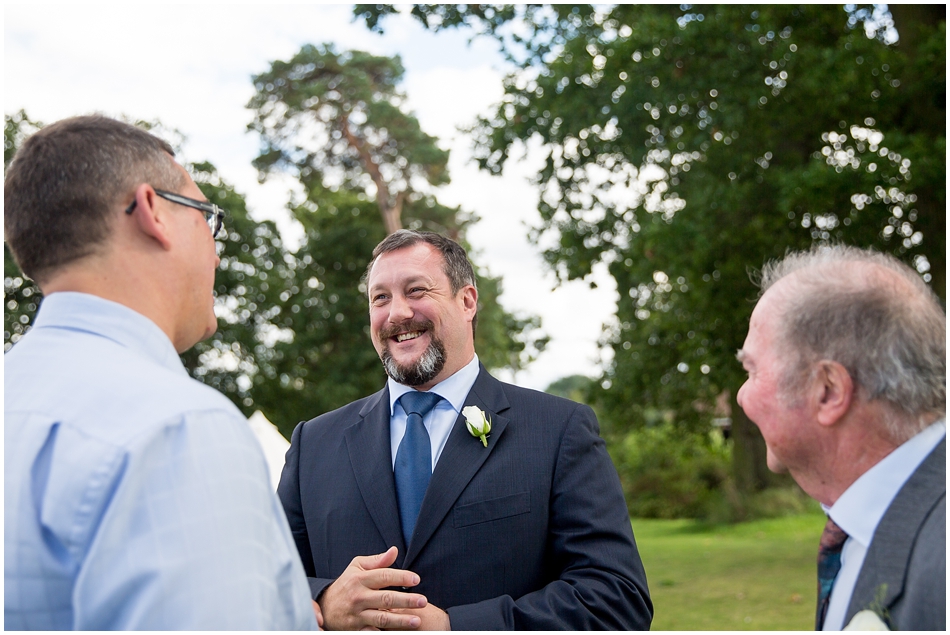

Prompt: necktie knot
[819,517,849,554]
[399,391,442,418]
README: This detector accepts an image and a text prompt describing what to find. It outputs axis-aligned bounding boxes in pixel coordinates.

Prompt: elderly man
[736,245,945,631]
[278,230,652,630]
[4,116,317,629]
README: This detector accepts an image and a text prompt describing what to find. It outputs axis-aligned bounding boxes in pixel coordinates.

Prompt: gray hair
[757,244,945,441]
[365,230,478,333]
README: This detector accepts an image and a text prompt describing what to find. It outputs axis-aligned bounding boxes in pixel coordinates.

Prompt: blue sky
[4,3,618,391]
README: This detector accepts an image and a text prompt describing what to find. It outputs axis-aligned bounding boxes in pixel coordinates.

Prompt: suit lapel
[845,439,946,624]
[404,367,511,567]
[344,386,407,559]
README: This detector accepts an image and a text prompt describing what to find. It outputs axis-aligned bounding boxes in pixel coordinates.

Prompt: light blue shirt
[388,354,480,469]
[822,420,946,630]
[4,292,317,630]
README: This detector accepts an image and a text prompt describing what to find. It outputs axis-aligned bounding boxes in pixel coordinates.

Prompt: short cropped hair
[365,230,478,333]
[757,245,945,440]
[4,115,184,282]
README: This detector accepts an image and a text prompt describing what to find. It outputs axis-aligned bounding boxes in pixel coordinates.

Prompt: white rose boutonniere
[462,406,491,447]
[843,610,889,631]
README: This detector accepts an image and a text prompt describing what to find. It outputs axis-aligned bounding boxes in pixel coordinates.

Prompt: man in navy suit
[278,230,652,630]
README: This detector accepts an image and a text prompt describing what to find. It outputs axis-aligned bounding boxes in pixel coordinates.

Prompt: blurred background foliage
[360,3,946,512]
[5,4,945,522]
[3,45,547,440]
[4,111,44,348]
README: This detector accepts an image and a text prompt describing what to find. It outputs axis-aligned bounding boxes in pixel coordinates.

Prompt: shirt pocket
[452,491,530,528]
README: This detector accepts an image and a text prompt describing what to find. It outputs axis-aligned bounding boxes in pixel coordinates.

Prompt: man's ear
[127,183,173,250]
[460,284,478,320]
[813,360,854,427]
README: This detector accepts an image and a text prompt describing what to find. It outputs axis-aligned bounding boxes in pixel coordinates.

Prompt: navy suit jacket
[278,366,653,629]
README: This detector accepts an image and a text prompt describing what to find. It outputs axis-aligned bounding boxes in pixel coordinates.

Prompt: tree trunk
[382,191,407,237]
[888,4,946,302]
[730,394,773,493]
[889,5,946,57]
[380,204,402,236]
[339,114,404,235]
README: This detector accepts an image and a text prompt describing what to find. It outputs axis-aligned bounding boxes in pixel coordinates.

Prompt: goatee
[381,334,447,387]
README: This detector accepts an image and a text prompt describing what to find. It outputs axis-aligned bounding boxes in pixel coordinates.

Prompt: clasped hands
[316,546,450,631]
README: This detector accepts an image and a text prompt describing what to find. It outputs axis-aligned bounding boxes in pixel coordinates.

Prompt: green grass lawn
[631,513,827,630]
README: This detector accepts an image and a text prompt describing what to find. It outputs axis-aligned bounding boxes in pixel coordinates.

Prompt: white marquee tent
[246,410,290,490]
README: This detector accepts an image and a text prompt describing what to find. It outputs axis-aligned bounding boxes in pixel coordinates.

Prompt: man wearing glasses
[4,116,317,629]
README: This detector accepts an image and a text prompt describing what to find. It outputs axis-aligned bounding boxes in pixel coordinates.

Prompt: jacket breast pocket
[453,491,531,528]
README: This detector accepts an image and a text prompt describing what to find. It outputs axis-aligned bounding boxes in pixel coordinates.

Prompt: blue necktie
[394,391,442,542]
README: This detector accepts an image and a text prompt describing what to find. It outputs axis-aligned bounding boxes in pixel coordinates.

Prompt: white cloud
[404,64,504,142]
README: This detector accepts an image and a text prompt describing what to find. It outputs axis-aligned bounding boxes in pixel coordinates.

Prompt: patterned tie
[394,391,442,543]
[816,517,849,630]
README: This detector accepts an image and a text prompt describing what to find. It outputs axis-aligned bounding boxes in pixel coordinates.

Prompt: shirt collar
[827,419,946,547]
[388,354,480,416]
[32,291,188,377]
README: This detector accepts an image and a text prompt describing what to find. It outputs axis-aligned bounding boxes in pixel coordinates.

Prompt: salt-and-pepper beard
[380,324,447,387]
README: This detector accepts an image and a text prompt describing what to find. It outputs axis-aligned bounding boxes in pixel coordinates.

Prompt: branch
[339,114,403,234]
[391,190,407,234]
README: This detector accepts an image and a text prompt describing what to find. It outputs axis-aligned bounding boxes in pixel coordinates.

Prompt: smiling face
[367,242,477,389]
[736,283,816,475]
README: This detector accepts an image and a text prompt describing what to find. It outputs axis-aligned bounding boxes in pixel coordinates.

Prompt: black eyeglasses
[125,188,226,239]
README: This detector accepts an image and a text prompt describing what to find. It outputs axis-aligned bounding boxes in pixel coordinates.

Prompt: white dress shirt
[387,354,481,469]
[822,419,946,630]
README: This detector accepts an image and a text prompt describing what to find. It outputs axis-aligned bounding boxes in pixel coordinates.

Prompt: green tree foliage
[181,162,290,415]
[359,5,946,492]
[182,161,389,440]
[6,87,545,441]
[4,110,44,351]
[248,44,450,235]
[610,423,733,520]
[544,373,595,403]
[248,181,390,431]
[4,240,41,352]
[246,44,548,432]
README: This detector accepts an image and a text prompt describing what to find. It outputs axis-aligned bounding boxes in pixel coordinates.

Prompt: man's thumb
[361,545,398,570]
